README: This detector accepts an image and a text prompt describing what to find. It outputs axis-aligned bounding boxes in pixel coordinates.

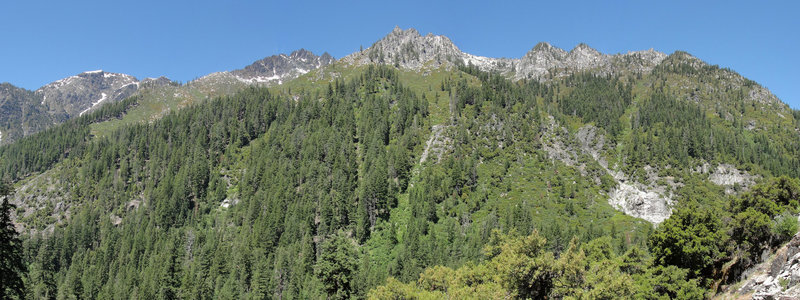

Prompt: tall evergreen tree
[0,180,25,299]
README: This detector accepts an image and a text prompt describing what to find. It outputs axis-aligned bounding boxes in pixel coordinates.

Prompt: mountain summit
[342,26,464,69]
[344,27,667,80]
[37,70,141,118]
[0,50,334,145]
[231,49,335,84]
[194,49,334,87]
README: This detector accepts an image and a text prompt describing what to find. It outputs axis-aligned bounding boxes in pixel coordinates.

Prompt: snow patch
[79,92,108,116]
[85,70,103,74]
[119,82,139,89]
[235,74,282,84]
[44,76,79,90]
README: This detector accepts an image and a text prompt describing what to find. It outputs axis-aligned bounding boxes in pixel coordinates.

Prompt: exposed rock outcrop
[542,121,675,223]
[195,49,334,86]
[232,49,334,84]
[695,163,759,194]
[722,233,800,299]
[0,83,57,145]
[37,70,140,118]
[343,27,667,81]
[419,124,452,164]
[608,180,673,224]
[342,26,465,71]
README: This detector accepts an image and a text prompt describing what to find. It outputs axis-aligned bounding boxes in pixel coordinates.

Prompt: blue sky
[1,0,798,108]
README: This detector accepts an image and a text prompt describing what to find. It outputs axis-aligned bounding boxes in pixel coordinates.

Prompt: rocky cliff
[719,233,800,299]
[343,26,667,81]
[36,70,140,118]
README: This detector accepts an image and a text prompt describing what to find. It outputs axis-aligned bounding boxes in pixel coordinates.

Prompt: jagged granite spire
[342,27,668,80]
[342,27,464,70]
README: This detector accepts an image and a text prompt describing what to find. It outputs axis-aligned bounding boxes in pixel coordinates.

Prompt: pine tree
[0,181,25,299]
[315,231,358,300]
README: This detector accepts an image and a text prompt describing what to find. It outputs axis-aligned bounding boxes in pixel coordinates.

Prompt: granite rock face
[1,71,140,144]
[0,83,57,145]
[195,49,334,87]
[36,70,140,118]
[608,181,673,224]
[342,26,466,70]
[728,233,800,299]
[1,71,143,145]
[231,49,335,84]
[1,49,333,144]
[344,27,667,81]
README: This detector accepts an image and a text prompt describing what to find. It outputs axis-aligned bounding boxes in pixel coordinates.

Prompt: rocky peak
[342,27,463,70]
[341,28,671,82]
[140,76,174,88]
[532,41,554,52]
[565,43,608,71]
[654,51,783,106]
[513,42,569,79]
[288,48,334,65]
[36,70,140,118]
[230,49,334,85]
[525,42,568,61]
[568,43,603,60]
[658,51,707,69]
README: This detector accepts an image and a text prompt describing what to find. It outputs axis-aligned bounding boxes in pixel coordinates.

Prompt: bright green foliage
[649,200,729,278]
[649,176,800,288]
[633,265,705,299]
[367,264,506,299]
[772,211,798,242]
[486,229,554,299]
[371,230,702,299]
[316,231,359,299]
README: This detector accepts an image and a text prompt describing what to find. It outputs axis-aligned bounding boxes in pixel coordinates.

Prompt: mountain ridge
[341,27,669,82]
[0,49,334,145]
[1,27,791,147]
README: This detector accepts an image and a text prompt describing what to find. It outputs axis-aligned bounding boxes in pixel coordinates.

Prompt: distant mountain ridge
[342,26,667,81]
[0,49,334,145]
[232,49,334,84]
[37,70,141,118]
[0,26,791,147]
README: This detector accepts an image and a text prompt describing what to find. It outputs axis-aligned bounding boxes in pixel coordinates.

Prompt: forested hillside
[1,35,800,299]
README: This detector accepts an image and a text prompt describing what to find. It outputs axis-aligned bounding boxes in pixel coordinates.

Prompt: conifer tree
[0,181,25,299]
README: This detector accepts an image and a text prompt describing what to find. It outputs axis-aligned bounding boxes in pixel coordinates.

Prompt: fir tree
[0,181,25,299]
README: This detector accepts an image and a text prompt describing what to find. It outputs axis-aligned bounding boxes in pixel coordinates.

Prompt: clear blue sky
[1,0,798,108]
